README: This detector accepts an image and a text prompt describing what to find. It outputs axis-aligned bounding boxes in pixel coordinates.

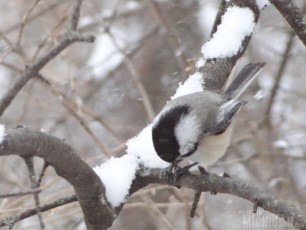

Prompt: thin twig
[0,195,77,227]
[142,196,175,230]
[2,0,70,34]
[37,75,110,156]
[81,106,124,143]
[184,189,192,230]
[0,0,95,117]
[17,0,41,48]
[262,31,295,125]
[262,2,306,125]
[37,161,49,187]
[0,189,41,199]
[0,31,15,50]
[24,157,45,230]
[31,13,69,61]
[0,62,22,73]
[69,0,82,31]
[149,1,190,77]
[189,191,201,218]
[125,201,195,209]
[83,25,159,101]
[106,30,155,121]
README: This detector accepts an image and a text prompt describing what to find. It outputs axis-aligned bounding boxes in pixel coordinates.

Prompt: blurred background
[0,0,306,229]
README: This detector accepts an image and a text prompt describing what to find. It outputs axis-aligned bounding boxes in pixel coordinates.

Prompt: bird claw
[166,162,199,188]
[198,165,208,174]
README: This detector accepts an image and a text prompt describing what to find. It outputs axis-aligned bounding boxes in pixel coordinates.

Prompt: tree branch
[0,0,95,117]
[2,0,69,35]
[263,30,295,124]
[131,167,306,229]
[270,0,306,46]
[0,127,113,230]
[0,189,41,199]
[149,0,191,77]
[3,1,305,229]
[199,0,261,91]
[210,0,227,36]
[24,157,45,230]
[0,195,77,227]
[1,126,305,229]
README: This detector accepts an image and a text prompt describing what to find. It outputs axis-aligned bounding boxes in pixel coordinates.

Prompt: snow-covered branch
[197,0,263,90]
[3,0,306,229]
[1,127,305,229]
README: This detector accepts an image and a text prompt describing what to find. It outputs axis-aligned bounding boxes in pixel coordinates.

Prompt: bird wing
[223,62,266,100]
[212,99,246,135]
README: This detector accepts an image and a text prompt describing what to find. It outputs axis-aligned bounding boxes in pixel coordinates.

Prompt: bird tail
[213,62,266,135]
[223,62,266,99]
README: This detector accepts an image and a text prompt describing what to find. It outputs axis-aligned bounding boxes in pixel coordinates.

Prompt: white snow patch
[171,72,204,100]
[87,34,124,79]
[256,0,270,10]
[126,1,140,10]
[126,124,169,169]
[93,154,139,208]
[79,16,93,27]
[201,6,255,58]
[94,124,168,208]
[273,139,289,149]
[195,58,206,69]
[0,125,5,144]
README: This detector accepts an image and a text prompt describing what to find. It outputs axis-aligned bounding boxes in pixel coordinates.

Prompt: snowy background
[0,0,306,229]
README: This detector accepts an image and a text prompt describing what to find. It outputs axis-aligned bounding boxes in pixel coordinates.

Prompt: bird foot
[166,162,198,188]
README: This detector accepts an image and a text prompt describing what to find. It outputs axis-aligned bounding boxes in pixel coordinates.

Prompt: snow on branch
[92,65,206,209]
[90,0,265,222]
[89,3,306,229]
[126,125,169,169]
[87,1,306,230]
[94,154,139,208]
[198,0,261,91]
[202,6,255,59]
[2,1,306,230]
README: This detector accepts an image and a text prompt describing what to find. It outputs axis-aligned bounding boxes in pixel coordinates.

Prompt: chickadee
[152,62,265,168]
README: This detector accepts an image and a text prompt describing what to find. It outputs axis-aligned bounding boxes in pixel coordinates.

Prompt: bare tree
[0,0,306,229]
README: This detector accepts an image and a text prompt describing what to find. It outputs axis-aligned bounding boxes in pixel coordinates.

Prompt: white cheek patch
[179,142,196,158]
[174,115,201,156]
